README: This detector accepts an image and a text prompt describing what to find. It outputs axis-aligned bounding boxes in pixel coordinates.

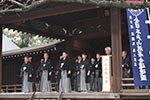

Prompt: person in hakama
[122,51,132,78]
[74,56,82,92]
[28,56,34,92]
[90,58,96,91]
[20,56,33,93]
[94,53,102,92]
[80,53,90,92]
[86,60,91,92]
[38,53,52,92]
[57,52,73,93]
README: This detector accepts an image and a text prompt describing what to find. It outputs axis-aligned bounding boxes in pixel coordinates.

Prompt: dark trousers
[94,70,102,92]
[74,73,80,91]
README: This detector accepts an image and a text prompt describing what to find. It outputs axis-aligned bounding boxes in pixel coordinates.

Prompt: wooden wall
[2,57,22,85]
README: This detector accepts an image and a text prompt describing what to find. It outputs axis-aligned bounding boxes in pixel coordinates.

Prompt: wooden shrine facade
[0,1,149,100]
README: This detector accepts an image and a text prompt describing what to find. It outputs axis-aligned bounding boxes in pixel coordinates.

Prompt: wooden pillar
[65,38,73,57]
[111,7,122,93]
[0,26,2,92]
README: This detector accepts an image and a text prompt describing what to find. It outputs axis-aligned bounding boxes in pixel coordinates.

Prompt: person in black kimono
[90,58,95,91]
[74,56,82,92]
[122,51,132,78]
[86,59,91,92]
[38,53,52,92]
[94,53,102,92]
[20,56,33,93]
[80,53,91,92]
[57,51,73,93]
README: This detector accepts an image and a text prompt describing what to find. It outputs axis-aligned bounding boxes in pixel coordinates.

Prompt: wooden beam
[111,7,122,93]
[74,17,110,26]
[0,92,120,99]
[1,92,150,99]
[73,32,110,39]
[0,4,96,24]
[0,26,2,92]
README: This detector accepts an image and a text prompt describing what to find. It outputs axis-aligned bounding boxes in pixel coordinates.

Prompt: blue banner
[127,9,150,86]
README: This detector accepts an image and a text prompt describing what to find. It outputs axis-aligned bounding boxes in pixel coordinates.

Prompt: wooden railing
[121,78,134,89]
[121,78,150,94]
[51,82,57,91]
[1,82,57,93]
[2,84,22,93]
[1,78,148,93]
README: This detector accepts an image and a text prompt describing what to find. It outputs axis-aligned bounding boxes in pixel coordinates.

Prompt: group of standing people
[21,47,132,93]
[74,53,102,92]
[21,53,53,93]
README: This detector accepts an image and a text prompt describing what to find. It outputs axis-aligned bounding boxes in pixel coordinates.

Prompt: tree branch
[8,0,25,8]
[0,0,150,15]
[50,0,150,8]
[0,8,24,14]
[0,0,50,14]
[24,0,50,10]
[98,1,150,8]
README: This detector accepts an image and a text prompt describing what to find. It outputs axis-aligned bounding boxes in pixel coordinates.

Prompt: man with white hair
[105,47,111,55]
